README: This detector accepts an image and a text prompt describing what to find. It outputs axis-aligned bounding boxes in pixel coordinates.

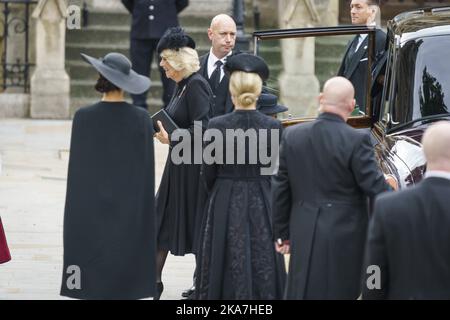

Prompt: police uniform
[121,0,189,108]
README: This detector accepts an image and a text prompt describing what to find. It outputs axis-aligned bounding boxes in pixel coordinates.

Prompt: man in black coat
[199,14,237,117]
[121,0,189,109]
[272,76,391,299]
[362,121,450,300]
[337,0,386,113]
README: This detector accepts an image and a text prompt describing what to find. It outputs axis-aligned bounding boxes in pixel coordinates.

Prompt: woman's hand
[154,121,170,145]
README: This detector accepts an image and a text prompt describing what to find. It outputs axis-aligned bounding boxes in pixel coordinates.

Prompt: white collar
[425,170,450,181]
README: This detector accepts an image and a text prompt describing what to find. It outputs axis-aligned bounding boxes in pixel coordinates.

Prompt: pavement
[0,119,195,300]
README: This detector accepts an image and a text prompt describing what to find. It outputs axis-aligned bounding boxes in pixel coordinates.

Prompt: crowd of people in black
[54,0,450,300]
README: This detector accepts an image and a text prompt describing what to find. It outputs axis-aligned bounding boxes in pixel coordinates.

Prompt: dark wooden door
[339,0,449,24]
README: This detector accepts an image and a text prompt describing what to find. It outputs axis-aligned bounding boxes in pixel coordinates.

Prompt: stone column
[278,0,336,117]
[30,0,70,119]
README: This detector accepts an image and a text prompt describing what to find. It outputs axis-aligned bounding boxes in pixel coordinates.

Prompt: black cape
[60,101,156,300]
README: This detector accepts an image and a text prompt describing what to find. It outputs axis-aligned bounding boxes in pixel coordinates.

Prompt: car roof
[389,6,450,44]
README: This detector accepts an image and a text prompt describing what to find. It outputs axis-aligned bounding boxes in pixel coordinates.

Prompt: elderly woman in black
[153,27,212,299]
[196,54,285,299]
[61,52,156,299]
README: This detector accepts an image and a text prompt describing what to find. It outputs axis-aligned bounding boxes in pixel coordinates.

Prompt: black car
[253,6,450,189]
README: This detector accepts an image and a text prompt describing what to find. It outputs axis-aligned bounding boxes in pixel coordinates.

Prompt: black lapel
[345,36,368,78]
[199,53,209,78]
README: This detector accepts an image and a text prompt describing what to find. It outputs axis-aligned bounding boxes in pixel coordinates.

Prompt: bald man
[199,14,237,117]
[272,77,391,299]
[362,121,450,299]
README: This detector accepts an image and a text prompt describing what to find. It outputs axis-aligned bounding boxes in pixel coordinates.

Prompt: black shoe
[154,282,164,300]
[181,285,195,298]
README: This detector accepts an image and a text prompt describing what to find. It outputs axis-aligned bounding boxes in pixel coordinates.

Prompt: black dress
[156,72,212,255]
[60,101,156,300]
[196,110,286,300]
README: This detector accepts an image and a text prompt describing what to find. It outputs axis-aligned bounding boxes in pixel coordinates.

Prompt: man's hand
[154,121,170,145]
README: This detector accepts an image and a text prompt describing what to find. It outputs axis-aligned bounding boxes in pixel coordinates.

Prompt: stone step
[84,9,212,30]
[66,25,211,47]
[65,42,211,63]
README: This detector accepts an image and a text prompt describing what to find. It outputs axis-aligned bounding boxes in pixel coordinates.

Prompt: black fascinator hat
[157,27,196,54]
[224,53,269,81]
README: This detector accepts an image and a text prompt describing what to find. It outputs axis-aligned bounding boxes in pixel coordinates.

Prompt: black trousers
[130,38,175,109]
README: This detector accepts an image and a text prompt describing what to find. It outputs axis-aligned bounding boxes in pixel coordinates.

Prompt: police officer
[121,0,189,109]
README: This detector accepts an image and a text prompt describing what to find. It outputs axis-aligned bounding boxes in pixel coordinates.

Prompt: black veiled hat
[157,27,196,53]
[224,53,269,81]
[257,93,288,115]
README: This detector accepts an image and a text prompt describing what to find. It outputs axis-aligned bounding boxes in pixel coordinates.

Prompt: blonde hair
[229,71,262,108]
[160,47,200,78]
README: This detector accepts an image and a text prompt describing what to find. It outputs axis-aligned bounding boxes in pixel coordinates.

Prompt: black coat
[199,53,234,117]
[156,72,212,255]
[196,110,285,299]
[121,0,189,39]
[337,29,387,112]
[60,102,156,300]
[272,112,390,299]
[362,177,450,300]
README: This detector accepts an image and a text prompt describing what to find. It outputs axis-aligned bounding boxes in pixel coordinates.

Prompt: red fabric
[0,218,11,264]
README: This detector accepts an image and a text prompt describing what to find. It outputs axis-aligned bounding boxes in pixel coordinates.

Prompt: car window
[255,31,373,121]
[391,35,450,127]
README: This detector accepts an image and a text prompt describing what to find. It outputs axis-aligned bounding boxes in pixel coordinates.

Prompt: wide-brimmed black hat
[157,27,196,54]
[257,93,288,115]
[224,53,269,81]
[81,52,150,95]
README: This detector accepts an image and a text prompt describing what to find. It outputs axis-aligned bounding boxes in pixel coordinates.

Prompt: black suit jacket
[362,177,450,299]
[199,53,234,117]
[337,29,387,112]
[272,112,390,299]
[121,0,188,39]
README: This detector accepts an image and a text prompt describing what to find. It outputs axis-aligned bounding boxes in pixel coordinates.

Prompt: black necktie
[209,60,223,94]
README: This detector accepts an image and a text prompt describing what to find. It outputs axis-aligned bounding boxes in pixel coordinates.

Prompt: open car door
[253,25,380,129]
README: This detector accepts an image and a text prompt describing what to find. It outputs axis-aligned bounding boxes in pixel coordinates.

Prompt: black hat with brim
[257,93,288,115]
[81,52,151,95]
[157,27,196,54]
[224,53,269,81]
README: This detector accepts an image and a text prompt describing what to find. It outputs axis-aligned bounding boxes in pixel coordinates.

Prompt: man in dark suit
[362,121,450,300]
[121,0,189,109]
[198,14,236,117]
[272,76,391,299]
[337,0,386,113]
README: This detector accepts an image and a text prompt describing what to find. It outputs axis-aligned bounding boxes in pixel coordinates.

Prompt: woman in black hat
[153,27,212,299]
[195,53,285,299]
[257,93,289,119]
[60,52,157,299]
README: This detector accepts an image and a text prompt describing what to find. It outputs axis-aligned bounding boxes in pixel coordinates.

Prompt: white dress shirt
[207,49,232,82]
[425,170,450,181]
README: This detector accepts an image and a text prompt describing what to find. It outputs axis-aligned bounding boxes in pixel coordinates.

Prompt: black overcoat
[156,72,212,256]
[272,112,390,299]
[362,177,450,299]
[121,0,189,39]
[337,29,387,112]
[198,53,234,118]
[196,110,286,300]
[60,101,156,300]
